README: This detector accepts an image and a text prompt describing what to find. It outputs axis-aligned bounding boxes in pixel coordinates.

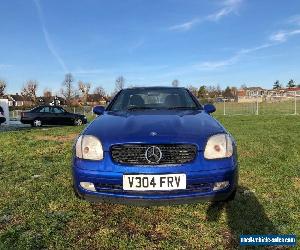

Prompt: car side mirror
[203,104,216,114]
[93,106,105,115]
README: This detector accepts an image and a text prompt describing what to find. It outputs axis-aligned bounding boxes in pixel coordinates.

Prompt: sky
[0,0,300,95]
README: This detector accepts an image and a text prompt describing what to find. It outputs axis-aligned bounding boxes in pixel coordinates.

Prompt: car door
[51,107,70,125]
[37,106,52,125]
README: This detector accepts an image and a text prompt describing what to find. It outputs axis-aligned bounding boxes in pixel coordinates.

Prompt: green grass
[213,100,300,116]
[0,115,299,249]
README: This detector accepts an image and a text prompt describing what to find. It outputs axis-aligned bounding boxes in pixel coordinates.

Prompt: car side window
[52,107,64,113]
[39,107,50,113]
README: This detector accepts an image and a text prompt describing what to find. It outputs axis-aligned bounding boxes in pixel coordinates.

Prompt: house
[4,93,34,107]
[237,87,267,103]
[237,86,300,103]
[86,94,108,106]
[70,94,108,106]
[284,87,300,97]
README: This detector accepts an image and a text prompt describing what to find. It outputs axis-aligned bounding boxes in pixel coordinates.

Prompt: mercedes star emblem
[145,146,162,163]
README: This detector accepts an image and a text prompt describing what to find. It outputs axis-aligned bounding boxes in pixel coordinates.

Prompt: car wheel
[33,119,42,127]
[73,184,83,199]
[224,188,237,202]
[74,118,83,126]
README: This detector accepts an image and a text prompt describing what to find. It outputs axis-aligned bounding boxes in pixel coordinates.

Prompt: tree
[115,76,125,92]
[94,86,106,97]
[78,81,91,105]
[61,73,75,105]
[287,79,296,88]
[206,85,221,98]
[21,80,38,103]
[223,86,234,99]
[172,79,179,87]
[187,85,198,97]
[273,80,281,90]
[197,85,206,98]
[231,86,238,99]
[0,79,7,97]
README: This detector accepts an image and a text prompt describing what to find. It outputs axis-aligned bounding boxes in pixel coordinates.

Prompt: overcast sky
[1,0,300,95]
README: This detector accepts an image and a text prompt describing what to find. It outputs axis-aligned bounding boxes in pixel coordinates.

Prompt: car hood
[84,110,226,151]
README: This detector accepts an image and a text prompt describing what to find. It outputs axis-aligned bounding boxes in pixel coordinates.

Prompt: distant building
[37,96,66,106]
[237,87,267,103]
[237,86,300,103]
[284,87,300,97]
[4,93,34,107]
[86,94,108,106]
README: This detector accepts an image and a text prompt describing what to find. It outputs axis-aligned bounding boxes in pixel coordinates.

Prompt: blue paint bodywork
[72,92,238,205]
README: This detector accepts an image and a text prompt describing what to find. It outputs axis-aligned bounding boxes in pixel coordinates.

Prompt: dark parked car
[21,105,87,127]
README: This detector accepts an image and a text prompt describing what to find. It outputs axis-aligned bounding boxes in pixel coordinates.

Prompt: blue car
[72,87,238,205]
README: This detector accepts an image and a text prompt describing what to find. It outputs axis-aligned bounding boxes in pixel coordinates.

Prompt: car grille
[94,182,213,194]
[111,144,197,165]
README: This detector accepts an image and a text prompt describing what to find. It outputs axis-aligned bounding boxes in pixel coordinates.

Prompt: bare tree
[78,81,91,105]
[205,85,222,98]
[94,86,106,97]
[115,76,125,92]
[187,85,198,97]
[0,79,7,97]
[21,80,38,103]
[172,79,179,87]
[231,86,238,100]
[61,73,75,105]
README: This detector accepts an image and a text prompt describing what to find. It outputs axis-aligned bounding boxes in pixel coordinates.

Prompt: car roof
[124,86,187,90]
[35,105,63,108]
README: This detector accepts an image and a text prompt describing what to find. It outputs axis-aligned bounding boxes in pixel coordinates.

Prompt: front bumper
[72,154,238,205]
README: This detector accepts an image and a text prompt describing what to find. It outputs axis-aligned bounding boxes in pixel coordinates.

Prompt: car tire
[74,118,83,126]
[32,119,42,127]
[224,188,237,202]
[73,184,83,199]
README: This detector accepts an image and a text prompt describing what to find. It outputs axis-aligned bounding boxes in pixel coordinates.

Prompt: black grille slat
[94,182,212,193]
[111,144,197,165]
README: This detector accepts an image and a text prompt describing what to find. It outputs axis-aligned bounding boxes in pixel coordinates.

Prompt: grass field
[213,100,300,116]
[0,115,299,249]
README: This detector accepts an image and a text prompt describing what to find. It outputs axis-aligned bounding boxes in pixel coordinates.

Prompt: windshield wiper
[127,106,157,111]
[167,106,198,110]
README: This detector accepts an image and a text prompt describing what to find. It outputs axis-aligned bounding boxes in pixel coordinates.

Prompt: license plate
[123,174,186,191]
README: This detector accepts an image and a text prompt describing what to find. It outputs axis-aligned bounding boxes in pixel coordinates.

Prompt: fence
[8,96,300,120]
[213,95,300,116]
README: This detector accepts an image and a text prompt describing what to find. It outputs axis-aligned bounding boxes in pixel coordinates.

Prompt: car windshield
[108,88,200,111]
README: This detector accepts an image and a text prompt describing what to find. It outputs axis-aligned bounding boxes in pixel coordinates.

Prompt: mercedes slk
[72,87,238,205]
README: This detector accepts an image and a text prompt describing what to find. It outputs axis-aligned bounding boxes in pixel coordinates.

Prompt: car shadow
[206,186,279,247]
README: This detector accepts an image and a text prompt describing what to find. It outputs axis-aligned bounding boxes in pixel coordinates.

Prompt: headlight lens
[204,134,233,159]
[75,135,103,160]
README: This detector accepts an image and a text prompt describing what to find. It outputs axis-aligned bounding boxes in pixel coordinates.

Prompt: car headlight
[204,134,233,159]
[75,135,103,160]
